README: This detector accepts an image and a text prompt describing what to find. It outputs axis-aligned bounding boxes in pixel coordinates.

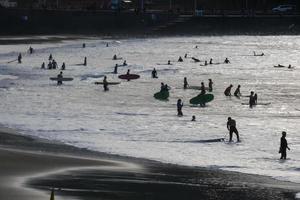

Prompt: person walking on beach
[177,99,183,116]
[224,84,233,96]
[18,53,22,63]
[208,79,213,92]
[279,131,290,159]
[183,77,189,89]
[57,71,63,86]
[152,68,158,78]
[227,117,240,142]
[103,76,109,91]
[234,85,241,98]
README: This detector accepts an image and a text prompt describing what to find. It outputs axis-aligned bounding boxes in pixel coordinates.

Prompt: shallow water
[0,36,299,184]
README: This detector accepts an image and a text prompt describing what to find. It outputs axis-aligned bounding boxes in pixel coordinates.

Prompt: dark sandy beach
[0,127,299,200]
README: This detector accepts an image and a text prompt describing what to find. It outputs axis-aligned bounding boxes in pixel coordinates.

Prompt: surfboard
[118,74,140,80]
[274,65,285,68]
[95,82,120,85]
[154,91,169,100]
[50,77,73,81]
[190,94,214,105]
[241,102,271,105]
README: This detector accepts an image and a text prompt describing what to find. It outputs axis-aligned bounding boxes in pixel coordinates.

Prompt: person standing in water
[178,56,183,62]
[183,77,189,89]
[61,62,66,70]
[84,57,87,66]
[152,68,158,78]
[208,79,213,92]
[103,76,109,91]
[279,131,290,159]
[41,62,45,69]
[200,82,206,95]
[224,84,233,96]
[114,64,118,74]
[249,91,255,108]
[177,99,183,116]
[57,71,63,85]
[227,117,240,142]
[18,53,22,63]
[191,115,196,121]
[234,85,241,98]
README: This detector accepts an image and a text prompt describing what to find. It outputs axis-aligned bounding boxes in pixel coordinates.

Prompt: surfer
[57,71,63,85]
[41,62,45,69]
[209,58,213,65]
[234,85,241,98]
[29,46,34,54]
[82,43,86,48]
[288,64,292,69]
[249,91,255,108]
[160,82,165,92]
[84,57,87,66]
[113,55,117,60]
[168,60,171,65]
[253,93,258,105]
[224,58,230,64]
[18,53,22,63]
[253,51,264,56]
[208,79,213,92]
[224,84,233,96]
[177,99,183,116]
[184,53,187,58]
[61,62,66,70]
[106,43,109,47]
[126,69,130,75]
[152,68,158,78]
[123,60,127,66]
[200,82,206,95]
[279,131,290,159]
[183,77,189,89]
[178,56,183,62]
[114,64,118,74]
[48,61,52,69]
[204,61,208,66]
[192,57,200,62]
[191,115,196,121]
[103,76,109,91]
[49,54,53,61]
[52,60,57,69]
[227,117,240,142]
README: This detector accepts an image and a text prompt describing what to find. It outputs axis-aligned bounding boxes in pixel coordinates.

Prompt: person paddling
[279,131,290,159]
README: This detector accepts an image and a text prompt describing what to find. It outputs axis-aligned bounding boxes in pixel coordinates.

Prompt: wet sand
[0,127,299,200]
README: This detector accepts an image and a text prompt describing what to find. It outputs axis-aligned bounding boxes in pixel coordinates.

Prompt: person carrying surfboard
[177,99,183,116]
[103,76,109,91]
[224,84,233,96]
[227,117,240,142]
[234,85,241,98]
[279,131,290,159]
[183,77,189,89]
[208,79,213,92]
[57,71,63,85]
[152,68,158,78]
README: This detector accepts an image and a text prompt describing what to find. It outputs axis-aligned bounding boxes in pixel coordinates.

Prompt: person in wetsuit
[177,99,183,116]
[208,79,213,92]
[191,115,196,121]
[224,84,233,96]
[61,62,66,70]
[209,58,213,65]
[84,57,87,66]
[57,71,63,85]
[123,60,127,66]
[18,53,22,63]
[103,76,109,91]
[253,93,257,105]
[41,62,45,69]
[224,58,230,64]
[152,68,158,78]
[227,117,240,142]
[114,64,118,74]
[200,82,206,95]
[249,91,255,108]
[279,131,290,159]
[168,60,171,65]
[113,55,117,60]
[178,56,183,62]
[234,85,241,98]
[183,77,189,89]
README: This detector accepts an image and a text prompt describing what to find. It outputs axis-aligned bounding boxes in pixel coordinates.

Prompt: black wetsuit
[249,95,255,108]
[234,87,241,97]
[177,102,183,116]
[227,119,240,142]
[280,137,288,159]
[224,87,232,96]
[57,74,63,85]
[208,81,213,92]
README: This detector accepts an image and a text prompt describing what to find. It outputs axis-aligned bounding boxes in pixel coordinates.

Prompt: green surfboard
[154,91,169,100]
[190,94,214,104]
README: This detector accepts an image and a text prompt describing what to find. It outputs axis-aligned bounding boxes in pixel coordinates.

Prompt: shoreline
[0,127,299,200]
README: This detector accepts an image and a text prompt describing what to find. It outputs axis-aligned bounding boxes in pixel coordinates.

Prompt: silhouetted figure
[184,53,187,58]
[234,85,241,98]
[126,69,130,75]
[18,53,22,63]
[106,43,109,47]
[82,43,86,48]
[61,62,66,70]
[114,64,118,74]
[227,117,240,142]
[177,99,183,116]
[41,62,45,69]
[29,46,34,54]
[160,82,165,92]
[191,115,196,121]
[249,91,255,108]
[152,68,158,78]
[123,60,127,66]
[253,93,257,105]
[288,64,292,69]
[204,61,208,66]
[48,61,52,69]
[168,60,171,65]
[224,58,230,64]
[279,131,290,159]
[208,79,213,92]
[183,77,189,89]
[57,71,63,85]
[224,84,233,96]
[103,76,109,91]
[113,55,117,60]
[209,58,213,65]
[49,54,53,61]
[200,82,206,95]
[52,60,57,69]
[178,56,183,62]
[84,57,87,66]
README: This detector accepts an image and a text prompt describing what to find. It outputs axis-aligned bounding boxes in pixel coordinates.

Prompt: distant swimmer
[191,115,196,121]
[123,60,127,66]
[61,62,66,70]
[178,56,183,62]
[204,60,208,66]
[113,64,118,74]
[195,45,198,49]
[57,71,63,85]
[249,91,255,108]
[49,54,53,61]
[288,64,292,69]
[192,57,200,62]
[208,79,213,92]
[224,84,233,96]
[52,60,57,69]
[234,85,241,98]
[84,57,87,66]
[29,46,34,54]
[209,58,213,65]
[18,53,22,63]
[184,53,187,58]
[113,54,117,60]
[253,51,264,56]
[168,60,171,65]
[200,82,206,95]
[177,99,183,116]
[279,131,290,159]
[224,58,230,64]
[152,68,158,78]
[227,117,240,142]
[41,62,45,69]
[48,61,52,69]
[183,77,189,89]
[103,76,109,91]
[82,43,86,48]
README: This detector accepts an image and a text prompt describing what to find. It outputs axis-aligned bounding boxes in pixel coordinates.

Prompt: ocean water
[0,36,300,184]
